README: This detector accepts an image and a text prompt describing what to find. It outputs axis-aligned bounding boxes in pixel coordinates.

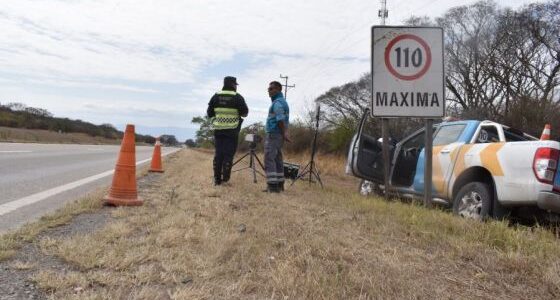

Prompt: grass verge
[0,159,156,262]
[28,149,560,299]
[0,190,104,262]
[0,126,122,145]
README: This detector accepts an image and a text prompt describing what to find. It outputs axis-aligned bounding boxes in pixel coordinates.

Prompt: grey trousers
[264,133,284,184]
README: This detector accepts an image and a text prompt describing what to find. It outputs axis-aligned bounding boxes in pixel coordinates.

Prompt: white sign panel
[371,26,444,118]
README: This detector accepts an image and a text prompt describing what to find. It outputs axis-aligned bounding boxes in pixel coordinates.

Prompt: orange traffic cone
[104,124,143,206]
[149,137,164,173]
[540,124,551,140]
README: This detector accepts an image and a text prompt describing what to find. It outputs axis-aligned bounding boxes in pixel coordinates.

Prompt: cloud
[0,0,530,138]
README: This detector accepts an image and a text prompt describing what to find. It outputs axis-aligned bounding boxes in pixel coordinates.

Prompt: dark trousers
[214,132,238,183]
[264,133,284,185]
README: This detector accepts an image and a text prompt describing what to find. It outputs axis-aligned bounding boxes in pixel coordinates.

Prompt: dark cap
[224,76,239,86]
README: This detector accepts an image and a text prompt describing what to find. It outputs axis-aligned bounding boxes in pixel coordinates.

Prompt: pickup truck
[347,112,560,221]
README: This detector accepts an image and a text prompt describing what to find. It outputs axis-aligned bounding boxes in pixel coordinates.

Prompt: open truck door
[347,109,393,184]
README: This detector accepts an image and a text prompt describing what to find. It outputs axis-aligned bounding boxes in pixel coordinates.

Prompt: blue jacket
[265,92,289,134]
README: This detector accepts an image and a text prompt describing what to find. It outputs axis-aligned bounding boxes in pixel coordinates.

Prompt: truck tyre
[359,179,373,196]
[453,182,492,220]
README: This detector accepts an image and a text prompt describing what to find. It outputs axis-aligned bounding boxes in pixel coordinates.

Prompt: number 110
[395,47,423,67]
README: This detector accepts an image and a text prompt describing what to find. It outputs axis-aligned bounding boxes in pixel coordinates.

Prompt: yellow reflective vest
[211,91,240,130]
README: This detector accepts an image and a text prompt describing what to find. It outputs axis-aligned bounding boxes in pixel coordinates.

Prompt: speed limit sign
[371,26,444,118]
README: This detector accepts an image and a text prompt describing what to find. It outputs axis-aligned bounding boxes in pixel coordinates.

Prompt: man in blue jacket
[264,81,290,193]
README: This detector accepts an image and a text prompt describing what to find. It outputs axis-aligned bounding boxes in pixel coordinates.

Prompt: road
[0,143,178,233]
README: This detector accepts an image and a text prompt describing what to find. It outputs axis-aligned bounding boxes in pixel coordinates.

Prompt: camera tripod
[232,142,265,183]
[292,105,323,188]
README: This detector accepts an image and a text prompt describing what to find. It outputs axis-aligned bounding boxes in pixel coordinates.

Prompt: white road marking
[0,149,179,216]
[0,150,33,153]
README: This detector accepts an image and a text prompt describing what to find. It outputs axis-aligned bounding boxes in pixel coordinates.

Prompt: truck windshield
[433,124,466,146]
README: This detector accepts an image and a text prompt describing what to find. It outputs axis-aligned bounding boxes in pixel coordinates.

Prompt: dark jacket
[207,89,248,136]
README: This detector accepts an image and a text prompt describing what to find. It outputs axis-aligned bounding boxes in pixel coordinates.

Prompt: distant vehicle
[347,111,560,221]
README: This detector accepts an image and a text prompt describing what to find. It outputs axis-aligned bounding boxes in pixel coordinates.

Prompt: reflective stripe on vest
[212,90,240,130]
[217,90,237,96]
[213,108,239,130]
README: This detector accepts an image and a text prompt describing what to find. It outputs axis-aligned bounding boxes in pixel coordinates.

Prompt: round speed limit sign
[384,34,432,81]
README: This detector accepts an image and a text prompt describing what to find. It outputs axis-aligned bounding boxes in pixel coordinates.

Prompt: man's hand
[278,121,291,142]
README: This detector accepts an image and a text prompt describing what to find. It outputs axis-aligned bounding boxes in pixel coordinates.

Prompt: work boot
[278,181,285,191]
[263,183,280,193]
[222,161,233,183]
[213,160,222,186]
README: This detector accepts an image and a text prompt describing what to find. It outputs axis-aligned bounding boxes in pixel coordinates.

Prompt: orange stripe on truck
[480,143,505,176]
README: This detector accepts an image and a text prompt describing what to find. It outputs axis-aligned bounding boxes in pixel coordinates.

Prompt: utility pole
[379,0,390,199]
[279,74,295,100]
[379,0,388,25]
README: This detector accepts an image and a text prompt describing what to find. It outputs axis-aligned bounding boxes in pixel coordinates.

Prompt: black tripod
[293,105,324,188]
[232,141,265,183]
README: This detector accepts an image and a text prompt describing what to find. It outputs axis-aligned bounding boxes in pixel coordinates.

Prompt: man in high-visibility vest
[207,76,249,186]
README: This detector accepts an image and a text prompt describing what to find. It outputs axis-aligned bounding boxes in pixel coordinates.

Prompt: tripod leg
[251,153,257,183]
[295,162,311,180]
[233,152,250,166]
[253,155,265,178]
[254,154,265,171]
[312,169,324,189]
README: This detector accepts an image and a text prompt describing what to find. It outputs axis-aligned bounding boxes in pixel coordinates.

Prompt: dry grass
[283,152,347,177]
[0,162,154,262]
[0,190,104,262]
[8,260,35,270]
[31,149,560,299]
[0,126,120,144]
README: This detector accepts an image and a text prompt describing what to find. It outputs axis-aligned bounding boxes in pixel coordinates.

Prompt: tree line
[0,102,161,144]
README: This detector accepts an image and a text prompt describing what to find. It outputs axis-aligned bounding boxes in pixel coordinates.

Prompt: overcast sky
[0,0,538,140]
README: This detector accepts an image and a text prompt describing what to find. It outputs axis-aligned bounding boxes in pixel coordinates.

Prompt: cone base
[149,168,164,173]
[104,195,143,206]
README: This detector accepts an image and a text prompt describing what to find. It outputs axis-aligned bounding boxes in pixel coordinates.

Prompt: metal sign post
[382,119,390,200]
[424,119,433,207]
[371,26,444,206]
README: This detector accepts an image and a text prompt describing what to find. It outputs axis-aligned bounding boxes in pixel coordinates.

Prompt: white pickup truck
[347,112,560,221]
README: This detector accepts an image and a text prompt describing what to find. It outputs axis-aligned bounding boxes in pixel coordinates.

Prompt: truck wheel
[359,179,373,196]
[359,180,382,197]
[453,182,492,220]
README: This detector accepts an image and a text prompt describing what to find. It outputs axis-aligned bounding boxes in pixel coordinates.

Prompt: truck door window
[504,127,534,142]
[392,131,425,187]
[476,126,500,143]
[433,125,466,146]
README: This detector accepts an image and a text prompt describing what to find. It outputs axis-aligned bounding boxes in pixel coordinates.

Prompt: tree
[192,116,214,148]
[160,135,179,146]
[185,139,197,148]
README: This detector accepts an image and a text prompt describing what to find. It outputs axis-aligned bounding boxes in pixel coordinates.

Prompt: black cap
[224,76,239,86]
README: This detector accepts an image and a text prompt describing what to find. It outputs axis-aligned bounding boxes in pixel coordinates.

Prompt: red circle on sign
[384,34,432,81]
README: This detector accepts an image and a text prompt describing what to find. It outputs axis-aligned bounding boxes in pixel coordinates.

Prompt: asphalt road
[0,143,178,233]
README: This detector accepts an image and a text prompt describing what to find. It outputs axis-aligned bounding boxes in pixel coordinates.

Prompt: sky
[0,0,538,141]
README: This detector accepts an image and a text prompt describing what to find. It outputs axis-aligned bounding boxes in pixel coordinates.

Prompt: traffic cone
[540,124,551,140]
[149,137,164,173]
[104,124,143,206]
